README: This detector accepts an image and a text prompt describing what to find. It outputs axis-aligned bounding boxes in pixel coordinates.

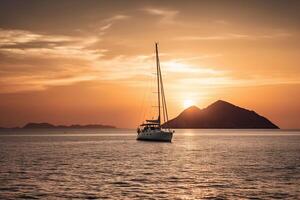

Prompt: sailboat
[137,43,174,142]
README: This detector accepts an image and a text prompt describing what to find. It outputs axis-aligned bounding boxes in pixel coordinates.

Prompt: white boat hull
[137,130,173,142]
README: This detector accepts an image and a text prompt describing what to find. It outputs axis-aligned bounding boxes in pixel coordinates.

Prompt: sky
[0,0,299,128]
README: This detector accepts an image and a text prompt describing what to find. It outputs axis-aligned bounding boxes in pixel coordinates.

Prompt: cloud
[98,14,130,34]
[99,23,112,31]
[143,8,179,24]
[0,28,105,93]
[0,28,175,93]
[0,28,74,46]
[0,28,298,94]
[174,34,249,41]
[103,14,130,23]
[0,28,103,56]
[174,32,292,41]
[0,73,97,93]
[161,60,225,75]
[170,54,223,62]
[177,76,300,89]
[92,53,224,81]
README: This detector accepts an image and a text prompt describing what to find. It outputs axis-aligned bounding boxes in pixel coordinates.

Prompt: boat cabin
[138,120,161,133]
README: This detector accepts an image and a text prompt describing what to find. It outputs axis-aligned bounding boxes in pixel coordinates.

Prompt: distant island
[163,100,279,129]
[0,122,116,129]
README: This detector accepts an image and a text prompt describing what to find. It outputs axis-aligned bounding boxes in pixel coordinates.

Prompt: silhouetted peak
[163,100,279,129]
[183,105,201,113]
[206,100,239,111]
[186,105,201,111]
[179,105,201,117]
[211,100,233,107]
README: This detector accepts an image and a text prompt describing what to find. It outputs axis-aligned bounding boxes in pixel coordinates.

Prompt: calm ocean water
[0,129,299,199]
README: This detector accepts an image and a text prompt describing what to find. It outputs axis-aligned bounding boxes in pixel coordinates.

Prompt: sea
[0,129,299,199]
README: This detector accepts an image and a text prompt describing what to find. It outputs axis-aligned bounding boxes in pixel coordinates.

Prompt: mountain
[163,100,279,129]
[22,122,116,129]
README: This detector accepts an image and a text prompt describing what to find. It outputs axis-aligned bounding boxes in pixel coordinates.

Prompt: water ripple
[0,129,299,199]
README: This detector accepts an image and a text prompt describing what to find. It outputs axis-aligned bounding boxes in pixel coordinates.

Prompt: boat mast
[159,64,169,122]
[155,43,161,126]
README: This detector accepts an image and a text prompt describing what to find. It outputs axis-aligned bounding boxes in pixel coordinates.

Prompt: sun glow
[183,99,195,109]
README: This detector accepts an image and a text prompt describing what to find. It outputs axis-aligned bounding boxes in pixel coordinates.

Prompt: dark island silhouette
[23,122,116,129]
[0,122,116,129]
[163,100,279,129]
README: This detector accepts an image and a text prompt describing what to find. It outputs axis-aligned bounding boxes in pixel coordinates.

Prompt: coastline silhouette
[0,122,116,129]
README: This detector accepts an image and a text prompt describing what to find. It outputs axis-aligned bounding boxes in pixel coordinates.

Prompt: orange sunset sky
[0,0,299,128]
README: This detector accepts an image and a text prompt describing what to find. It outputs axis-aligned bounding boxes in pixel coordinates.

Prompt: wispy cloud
[0,28,104,93]
[98,14,130,33]
[177,76,300,88]
[0,28,73,46]
[143,8,179,24]
[0,29,102,59]
[103,14,130,23]
[0,27,298,94]
[162,60,225,75]
[170,54,223,62]
[174,32,292,41]
[99,23,112,31]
